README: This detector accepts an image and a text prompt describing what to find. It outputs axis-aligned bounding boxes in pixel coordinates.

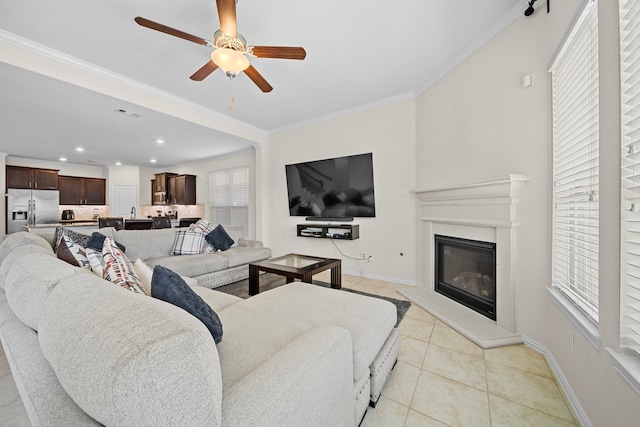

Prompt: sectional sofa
[29,224,271,288]
[0,231,399,426]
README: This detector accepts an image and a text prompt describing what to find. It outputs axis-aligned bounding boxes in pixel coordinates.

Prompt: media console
[297,223,359,240]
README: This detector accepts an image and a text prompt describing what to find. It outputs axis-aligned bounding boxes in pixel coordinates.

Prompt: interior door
[112,185,136,218]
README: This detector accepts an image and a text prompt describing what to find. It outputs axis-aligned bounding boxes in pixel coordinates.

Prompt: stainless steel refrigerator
[6,189,60,234]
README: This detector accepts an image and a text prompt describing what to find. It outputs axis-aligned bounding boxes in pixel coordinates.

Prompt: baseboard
[341,269,419,287]
[521,335,592,427]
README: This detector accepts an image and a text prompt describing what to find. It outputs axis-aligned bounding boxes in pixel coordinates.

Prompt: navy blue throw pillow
[151,265,223,344]
[87,232,126,253]
[205,225,235,251]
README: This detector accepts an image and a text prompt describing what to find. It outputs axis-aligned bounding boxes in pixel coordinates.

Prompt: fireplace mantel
[401,174,529,348]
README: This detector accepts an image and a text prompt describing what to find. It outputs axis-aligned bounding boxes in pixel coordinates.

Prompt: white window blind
[620,0,640,356]
[209,166,249,234]
[551,0,599,324]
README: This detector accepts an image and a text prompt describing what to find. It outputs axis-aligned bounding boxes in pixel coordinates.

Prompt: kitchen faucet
[130,206,136,219]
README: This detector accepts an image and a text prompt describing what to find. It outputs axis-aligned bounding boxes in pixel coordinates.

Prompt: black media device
[286,153,376,219]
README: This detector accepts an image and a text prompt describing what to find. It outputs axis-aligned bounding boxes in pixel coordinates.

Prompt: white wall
[264,99,417,284]
[165,149,257,238]
[415,1,640,425]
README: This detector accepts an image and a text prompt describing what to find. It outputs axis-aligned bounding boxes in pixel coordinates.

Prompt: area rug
[215,273,411,327]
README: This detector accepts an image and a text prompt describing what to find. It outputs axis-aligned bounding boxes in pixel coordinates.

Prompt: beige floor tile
[398,318,435,342]
[429,323,483,358]
[411,371,490,427]
[0,373,23,410]
[404,304,437,323]
[361,396,408,427]
[375,285,410,301]
[484,344,553,379]
[398,336,429,368]
[486,361,573,422]
[422,344,487,391]
[489,394,576,427]
[404,409,450,427]
[381,361,421,406]
[348,279,388,294]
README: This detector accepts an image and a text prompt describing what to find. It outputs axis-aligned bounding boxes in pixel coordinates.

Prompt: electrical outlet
[569,330,574,355]
[368,254,374,262]
[357,252,366,260]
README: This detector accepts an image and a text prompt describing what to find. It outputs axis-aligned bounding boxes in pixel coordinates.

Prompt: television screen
[285,153,376,218]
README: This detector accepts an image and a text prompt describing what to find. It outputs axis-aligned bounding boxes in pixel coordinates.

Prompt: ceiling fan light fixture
[211,48,249,77]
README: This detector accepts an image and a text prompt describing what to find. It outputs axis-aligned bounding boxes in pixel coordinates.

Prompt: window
[551,0,599,324]
[209,166,249,234]
[621,0,640,357]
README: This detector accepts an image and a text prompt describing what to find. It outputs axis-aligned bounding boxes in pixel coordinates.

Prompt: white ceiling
[0,0,525,168]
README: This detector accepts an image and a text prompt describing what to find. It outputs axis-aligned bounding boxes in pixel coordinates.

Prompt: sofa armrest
[237,239,263,248]
[221,325,354,427]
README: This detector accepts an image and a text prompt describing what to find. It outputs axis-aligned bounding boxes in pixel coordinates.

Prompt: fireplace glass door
[434,235,496,320]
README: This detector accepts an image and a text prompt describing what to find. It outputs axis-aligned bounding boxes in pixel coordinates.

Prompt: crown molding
[268,92,416,135]
[413,2,524,95]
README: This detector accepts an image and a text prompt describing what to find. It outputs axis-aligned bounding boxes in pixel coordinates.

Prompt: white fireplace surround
[400,174,529,348]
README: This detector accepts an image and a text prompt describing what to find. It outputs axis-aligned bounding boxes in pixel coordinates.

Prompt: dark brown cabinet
[59,176,106,205]
[153,173,177,193]
[6,166,59,190]
[168,175,196,205]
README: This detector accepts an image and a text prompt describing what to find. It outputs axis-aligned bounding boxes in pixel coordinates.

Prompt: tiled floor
[0,274,577,427]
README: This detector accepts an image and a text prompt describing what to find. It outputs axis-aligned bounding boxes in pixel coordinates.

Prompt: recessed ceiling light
[156,139,165,144]
[150,159,157,163]
[115,161,122,166]
[75,147,84,152]
[59,157,67,162]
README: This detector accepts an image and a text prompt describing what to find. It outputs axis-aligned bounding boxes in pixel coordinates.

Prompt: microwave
[153,191,167,205]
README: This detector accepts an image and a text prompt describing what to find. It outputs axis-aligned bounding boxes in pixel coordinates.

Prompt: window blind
[209,166,249,234]
[551,0,599,323]
[620,0,640,356]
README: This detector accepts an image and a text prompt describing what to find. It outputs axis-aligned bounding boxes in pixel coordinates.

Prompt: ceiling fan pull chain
[230,78,236,110]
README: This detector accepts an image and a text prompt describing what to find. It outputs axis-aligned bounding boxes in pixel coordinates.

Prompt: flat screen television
[285,153,376,219]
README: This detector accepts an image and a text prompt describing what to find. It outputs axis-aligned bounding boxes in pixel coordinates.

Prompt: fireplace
[435,235,496,320]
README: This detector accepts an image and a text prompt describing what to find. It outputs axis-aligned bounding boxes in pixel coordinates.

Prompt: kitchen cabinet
[6,166,59,190]
[168,174,196,205]
[59,176,106,205]
[153,173,177,193]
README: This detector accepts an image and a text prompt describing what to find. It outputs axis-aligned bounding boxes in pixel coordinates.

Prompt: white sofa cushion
[146,253,229,278]
[4,253,90,331]
[113,228,178,261]
[217,246,273,268]
[217,282,396,388]
[0,231,53,264]
[39,274,223,427]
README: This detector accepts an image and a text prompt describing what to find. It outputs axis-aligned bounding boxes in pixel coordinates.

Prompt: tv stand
[297,224,359,240]
[305,216,354,222]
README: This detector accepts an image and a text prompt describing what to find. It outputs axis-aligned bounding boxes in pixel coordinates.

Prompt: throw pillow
[189,219,216,253]
[53,227,92,252]
[85,248,105,277]
[151,265,223,344]
[102,236,144,294]
[56,235,91,269]
[205,225,235,251]
[189,218,215,234]
[87,232,126,253]
[132,258,153,296]
[171,230,205,255]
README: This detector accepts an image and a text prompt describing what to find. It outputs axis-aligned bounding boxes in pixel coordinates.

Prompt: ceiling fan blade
[216,0,237,38]
[135,17,209,46]
[251,46,307,60]
[244,65,273,93]
[190,61,219,81]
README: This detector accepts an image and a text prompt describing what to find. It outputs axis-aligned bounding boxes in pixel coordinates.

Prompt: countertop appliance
[7,189,60,234]
[61,209,75,220]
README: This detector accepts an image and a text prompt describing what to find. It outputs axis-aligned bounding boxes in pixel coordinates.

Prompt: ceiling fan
[134,0,306,93]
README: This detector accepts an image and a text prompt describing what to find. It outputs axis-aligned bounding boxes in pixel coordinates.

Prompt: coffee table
[249,253,342,295]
